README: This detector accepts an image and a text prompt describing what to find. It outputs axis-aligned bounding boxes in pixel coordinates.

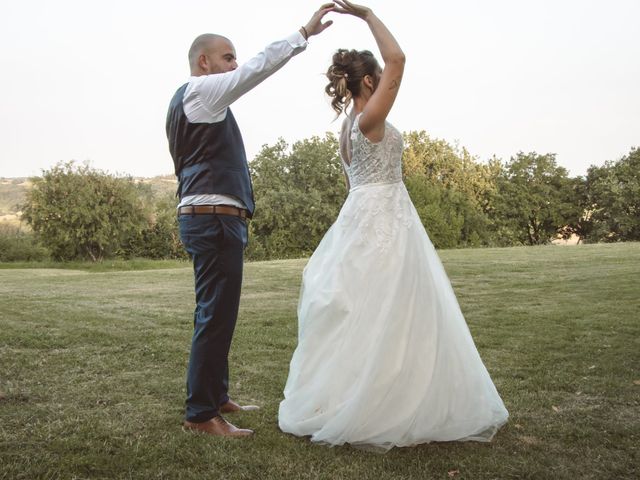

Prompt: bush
[405,176,493,249]
[120,194,188,260]
[21,162,150,261]
[0,224,50,262]
[248,135,347,260]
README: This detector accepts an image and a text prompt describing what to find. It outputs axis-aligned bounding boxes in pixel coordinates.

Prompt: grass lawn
[0,243,638,479]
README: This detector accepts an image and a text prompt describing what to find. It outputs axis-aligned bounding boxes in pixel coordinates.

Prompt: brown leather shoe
[220,399,260,413]
[183,416,253,437]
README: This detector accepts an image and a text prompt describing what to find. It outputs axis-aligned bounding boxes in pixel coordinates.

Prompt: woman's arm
[333,1,405,141]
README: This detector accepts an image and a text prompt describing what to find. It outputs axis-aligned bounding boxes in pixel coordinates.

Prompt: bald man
[166,5,335,437]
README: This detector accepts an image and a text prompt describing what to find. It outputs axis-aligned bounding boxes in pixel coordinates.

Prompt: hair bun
[325,49,379,117]
[333,49,354,68]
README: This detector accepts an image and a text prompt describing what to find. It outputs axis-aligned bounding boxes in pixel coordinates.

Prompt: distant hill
[0,175,177,220]
[0,177,30,216]
[133,174,178,199]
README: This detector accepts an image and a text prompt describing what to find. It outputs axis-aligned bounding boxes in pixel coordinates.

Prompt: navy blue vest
[166,83,255,217]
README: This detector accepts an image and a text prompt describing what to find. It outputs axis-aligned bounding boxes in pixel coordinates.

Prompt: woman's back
[341,114,404,189]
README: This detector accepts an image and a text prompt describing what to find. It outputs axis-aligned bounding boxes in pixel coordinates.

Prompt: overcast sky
[1,0,639,179]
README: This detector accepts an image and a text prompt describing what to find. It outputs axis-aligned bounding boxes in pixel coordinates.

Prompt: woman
[278,0,508,451]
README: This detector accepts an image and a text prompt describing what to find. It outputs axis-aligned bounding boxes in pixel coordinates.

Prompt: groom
[166,5,335,437]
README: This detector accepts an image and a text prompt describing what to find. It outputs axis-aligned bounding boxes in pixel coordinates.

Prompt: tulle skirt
[278,181,508,451]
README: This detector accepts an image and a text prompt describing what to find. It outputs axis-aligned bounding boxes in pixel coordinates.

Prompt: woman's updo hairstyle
[325,49,380,116]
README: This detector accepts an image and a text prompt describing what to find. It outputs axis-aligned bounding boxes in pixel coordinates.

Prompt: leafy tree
[582,147,640,242]
[21,162,150,261]
[493,152,581,245]
[402,131,500,246]
[248,134,347,259]
[403,131,500,212]
[404,177,465,248]
[121,192,187,259]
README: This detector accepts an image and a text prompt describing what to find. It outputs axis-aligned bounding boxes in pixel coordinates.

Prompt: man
[166,4,335,437]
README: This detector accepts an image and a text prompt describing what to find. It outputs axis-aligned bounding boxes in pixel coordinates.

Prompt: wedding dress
[278,114,508,451]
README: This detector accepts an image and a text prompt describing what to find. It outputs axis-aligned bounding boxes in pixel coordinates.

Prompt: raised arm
[333,1,405,140]
[301,2,336,40]
[189,4,335,120]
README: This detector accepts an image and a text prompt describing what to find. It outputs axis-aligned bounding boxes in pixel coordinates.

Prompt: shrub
[0,224,50,262]
[21,162,150,261]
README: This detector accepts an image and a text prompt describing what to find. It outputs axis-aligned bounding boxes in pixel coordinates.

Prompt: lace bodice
[343,114,404,189]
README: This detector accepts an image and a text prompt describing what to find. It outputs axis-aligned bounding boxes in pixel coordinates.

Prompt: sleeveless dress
[278,114,508,451]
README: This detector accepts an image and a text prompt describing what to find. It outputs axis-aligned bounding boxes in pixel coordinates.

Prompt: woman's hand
[332,0,372,20]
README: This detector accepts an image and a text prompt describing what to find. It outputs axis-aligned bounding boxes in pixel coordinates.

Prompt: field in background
[0,243,638,479]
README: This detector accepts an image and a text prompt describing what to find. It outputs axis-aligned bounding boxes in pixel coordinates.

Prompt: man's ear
[198,54,209,72]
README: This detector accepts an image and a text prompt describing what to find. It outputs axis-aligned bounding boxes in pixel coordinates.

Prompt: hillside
[0,177,30,216]
[0,174,177,220]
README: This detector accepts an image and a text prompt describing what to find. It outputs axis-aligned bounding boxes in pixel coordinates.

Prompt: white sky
[1,0,639,178]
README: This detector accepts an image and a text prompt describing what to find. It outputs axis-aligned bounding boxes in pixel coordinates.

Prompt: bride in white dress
[278,0,508,451]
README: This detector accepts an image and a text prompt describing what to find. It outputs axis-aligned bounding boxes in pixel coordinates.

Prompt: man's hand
[302,3,336,38]
[332,0,372,21]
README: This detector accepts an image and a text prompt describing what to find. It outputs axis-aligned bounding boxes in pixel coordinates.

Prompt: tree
[582,147,640,242]
[403,131,500,212]
[120,192,188,259]
[404,177,465,248]
[402,131,500,247]
[248,134,347,259]
[493,152,581,245]
[21,162,150,261]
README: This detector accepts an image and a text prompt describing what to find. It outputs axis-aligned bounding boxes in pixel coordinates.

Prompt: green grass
[0,258,189,272]
[1,243,638,479]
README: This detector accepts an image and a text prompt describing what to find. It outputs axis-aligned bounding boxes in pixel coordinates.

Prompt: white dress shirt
[178,31,308,209]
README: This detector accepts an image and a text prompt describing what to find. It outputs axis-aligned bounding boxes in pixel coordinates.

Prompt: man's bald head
[188,34,227,69]
[188,34,237,76]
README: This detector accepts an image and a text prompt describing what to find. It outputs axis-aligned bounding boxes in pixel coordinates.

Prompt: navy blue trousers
[179,213,247,423]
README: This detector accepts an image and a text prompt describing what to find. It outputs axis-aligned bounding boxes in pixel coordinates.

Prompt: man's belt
[178,205,248,220]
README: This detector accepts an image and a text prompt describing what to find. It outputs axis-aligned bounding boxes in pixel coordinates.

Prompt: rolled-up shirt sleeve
[184,31,308,123]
